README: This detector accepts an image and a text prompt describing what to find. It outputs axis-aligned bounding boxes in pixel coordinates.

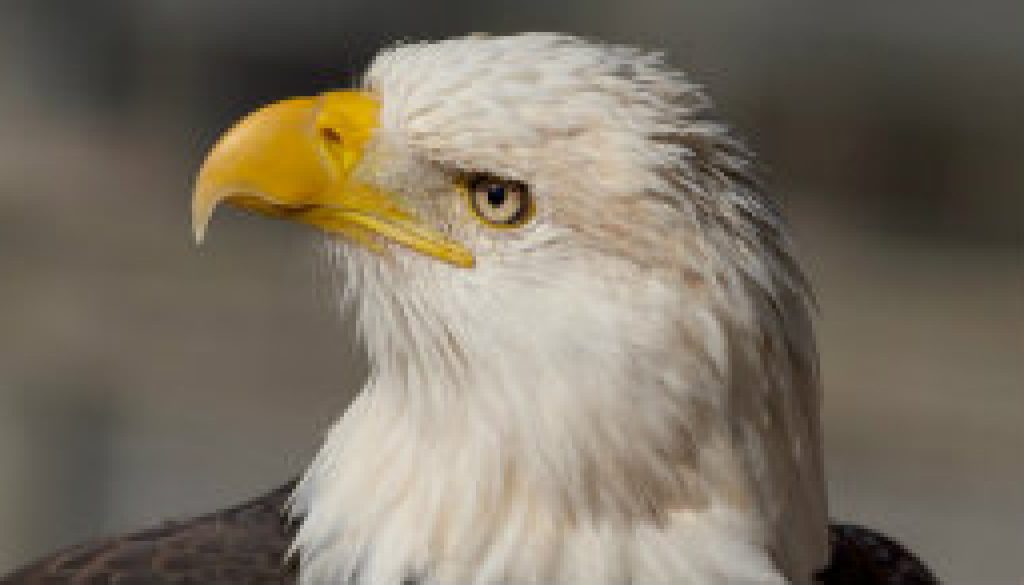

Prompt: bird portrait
[1,33,938,585]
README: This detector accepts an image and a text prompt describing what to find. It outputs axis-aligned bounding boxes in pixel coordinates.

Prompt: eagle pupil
[486,185,507,207]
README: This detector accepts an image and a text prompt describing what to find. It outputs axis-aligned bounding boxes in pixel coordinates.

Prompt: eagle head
[193,33,827,585]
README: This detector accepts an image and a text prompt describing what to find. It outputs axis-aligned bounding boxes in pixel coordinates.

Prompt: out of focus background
[0,1,1020,583]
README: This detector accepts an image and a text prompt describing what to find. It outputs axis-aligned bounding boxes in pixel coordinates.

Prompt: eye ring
[464,173,534,228]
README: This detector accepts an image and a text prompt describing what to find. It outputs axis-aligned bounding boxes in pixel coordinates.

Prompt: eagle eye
[465,174,534,228]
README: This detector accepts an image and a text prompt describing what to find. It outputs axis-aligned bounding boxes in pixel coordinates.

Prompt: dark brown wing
[1,482,297,585]
[818,523,939,585]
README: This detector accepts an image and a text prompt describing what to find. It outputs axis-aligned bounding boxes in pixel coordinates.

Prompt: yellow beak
[191,91,474,268]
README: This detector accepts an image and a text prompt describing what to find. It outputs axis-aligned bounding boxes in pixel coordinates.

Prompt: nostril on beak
[320,127,343,145]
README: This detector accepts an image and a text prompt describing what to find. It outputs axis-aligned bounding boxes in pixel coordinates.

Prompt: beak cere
[191,91,475,268]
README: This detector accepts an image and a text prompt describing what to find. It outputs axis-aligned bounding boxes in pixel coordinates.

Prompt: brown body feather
[1,483,297,585]
[815,524,940,585]
[1,482,937,585]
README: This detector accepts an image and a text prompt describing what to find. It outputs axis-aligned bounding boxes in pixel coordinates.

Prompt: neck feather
[289,244,825,585]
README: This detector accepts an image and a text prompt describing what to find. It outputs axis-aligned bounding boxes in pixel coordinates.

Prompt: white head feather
[290,33,827,585]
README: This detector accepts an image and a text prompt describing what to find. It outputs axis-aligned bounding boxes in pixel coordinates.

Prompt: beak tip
[190,186,218,246]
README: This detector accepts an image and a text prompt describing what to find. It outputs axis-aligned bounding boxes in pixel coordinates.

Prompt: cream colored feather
[289,33,828,585]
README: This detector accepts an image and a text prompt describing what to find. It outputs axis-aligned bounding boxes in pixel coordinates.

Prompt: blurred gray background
[0,1,1021,583]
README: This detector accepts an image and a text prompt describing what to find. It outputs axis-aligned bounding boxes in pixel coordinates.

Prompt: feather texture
[1,482,297,585]
[293,34,826,585]
[0,483,937,585]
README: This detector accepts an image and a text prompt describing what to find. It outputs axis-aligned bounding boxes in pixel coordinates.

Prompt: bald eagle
[3,34,937,585]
